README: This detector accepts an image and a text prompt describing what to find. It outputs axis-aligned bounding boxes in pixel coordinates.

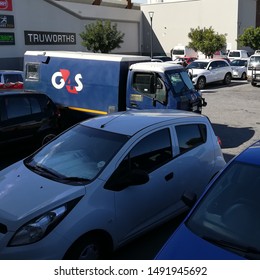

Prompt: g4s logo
[51,69,83,94]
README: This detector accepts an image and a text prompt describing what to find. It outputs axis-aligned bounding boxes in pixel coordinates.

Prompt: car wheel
[241,72,247,80]
[64,234,111,260]
[41,133,56,146]
[223,73,232,85]
[196,76,206,90]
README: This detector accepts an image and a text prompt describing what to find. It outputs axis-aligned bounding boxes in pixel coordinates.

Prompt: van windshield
[172,50,184,55]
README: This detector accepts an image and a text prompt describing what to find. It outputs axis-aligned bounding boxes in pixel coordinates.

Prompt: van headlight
[8,197,82,246]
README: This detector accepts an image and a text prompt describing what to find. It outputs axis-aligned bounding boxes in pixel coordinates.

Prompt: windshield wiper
[61,176,90,183]
[203,236,260,259]
[25,162,64,179]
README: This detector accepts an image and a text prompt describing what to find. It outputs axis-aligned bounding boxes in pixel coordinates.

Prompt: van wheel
[64,234,110,260]
[196,77,206,90]
[41,133,56,146]
[241,72,247,80]
[223,73,232,85]
[251,82,257,87]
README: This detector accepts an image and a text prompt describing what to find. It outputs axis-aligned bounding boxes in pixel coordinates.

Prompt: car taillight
[217,136,222,147]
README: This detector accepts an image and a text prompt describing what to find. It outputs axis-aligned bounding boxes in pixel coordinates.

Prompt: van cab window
[132,73,167,103]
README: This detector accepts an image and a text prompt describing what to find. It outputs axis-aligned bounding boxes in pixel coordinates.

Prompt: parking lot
[1,80,260,259]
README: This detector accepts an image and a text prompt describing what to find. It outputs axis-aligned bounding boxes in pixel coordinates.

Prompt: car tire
[241,72,247,80]
[223,73,232,85]
[196,76,206,90]
[64,234,111,260]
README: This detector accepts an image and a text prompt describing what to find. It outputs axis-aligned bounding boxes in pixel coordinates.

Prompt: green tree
[237,26,260,51]
[188,27,227,58]
[80,20,124,53]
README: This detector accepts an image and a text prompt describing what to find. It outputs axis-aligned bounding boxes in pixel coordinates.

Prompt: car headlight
[192,74,198,78]
[8,198,82,246]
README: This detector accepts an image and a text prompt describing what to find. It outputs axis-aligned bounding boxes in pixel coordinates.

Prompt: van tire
[196,76,206,90]
[223,73,232,85]
[251,81,257,87]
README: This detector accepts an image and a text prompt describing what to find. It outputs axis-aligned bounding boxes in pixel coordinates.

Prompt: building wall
[141,0,256,56]
[0,0,142,70]
[0,0,258,70]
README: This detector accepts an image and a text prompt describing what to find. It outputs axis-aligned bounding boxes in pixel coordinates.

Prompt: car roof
[0,70,23,74]
[81,110,206,136]
[235,141,260,166]
[130,62,183,72]
[0,91,45,97]
[194,58,226,63]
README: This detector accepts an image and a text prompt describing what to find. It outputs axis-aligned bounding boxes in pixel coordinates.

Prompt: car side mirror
[182,191,197,208]
[104,169,149,191]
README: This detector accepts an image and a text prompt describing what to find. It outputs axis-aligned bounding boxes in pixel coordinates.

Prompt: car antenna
[100,111,127,128]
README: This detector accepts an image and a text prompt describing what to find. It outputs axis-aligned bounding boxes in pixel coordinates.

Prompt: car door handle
[165,172,174,181]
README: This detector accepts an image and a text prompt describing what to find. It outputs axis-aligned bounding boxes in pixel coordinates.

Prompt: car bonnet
[155,223,244,260]
[0,161,86,231]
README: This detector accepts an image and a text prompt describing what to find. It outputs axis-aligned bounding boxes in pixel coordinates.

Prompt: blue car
[156,141,260,260]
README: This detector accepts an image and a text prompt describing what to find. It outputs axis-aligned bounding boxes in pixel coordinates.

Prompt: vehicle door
[207,61,219,83]
[217,60,230,80]
[129,71,169,110]
[105,126,185,243]
[106,122,214,243]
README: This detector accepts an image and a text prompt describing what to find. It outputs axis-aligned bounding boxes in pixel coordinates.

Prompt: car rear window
[176,124,207,154]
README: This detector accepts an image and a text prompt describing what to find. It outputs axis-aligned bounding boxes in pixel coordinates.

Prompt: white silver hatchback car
[0,110,226,260]
[187,59,232,90]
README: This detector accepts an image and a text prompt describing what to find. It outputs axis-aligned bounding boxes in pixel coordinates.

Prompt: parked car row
[152,55,249,90]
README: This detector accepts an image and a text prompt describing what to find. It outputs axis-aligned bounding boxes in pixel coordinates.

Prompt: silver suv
[187,59,232,90]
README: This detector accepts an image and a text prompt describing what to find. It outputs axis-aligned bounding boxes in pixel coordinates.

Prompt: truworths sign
[24,31,76,45]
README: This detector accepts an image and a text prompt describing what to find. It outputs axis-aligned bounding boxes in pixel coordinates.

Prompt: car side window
[4,74,23,83]
[129,128,173,172]
[29,96,42,114]
[114,128,173,179]
[176,124,207,154]
[218,61,228,68]
[5,96,31,119]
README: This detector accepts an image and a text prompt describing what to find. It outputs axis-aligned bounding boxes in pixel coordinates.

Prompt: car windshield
[24,125,129,184]
[248,56,260,68]
[186,161,260,258]
[230,60,247,67]
[187,61,208,69]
